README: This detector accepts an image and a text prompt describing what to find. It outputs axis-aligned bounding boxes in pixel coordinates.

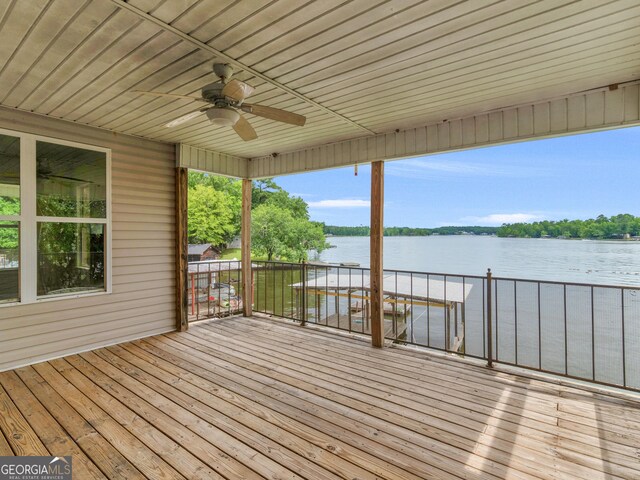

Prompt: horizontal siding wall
[0,107,176,371]
[248,83,640,178]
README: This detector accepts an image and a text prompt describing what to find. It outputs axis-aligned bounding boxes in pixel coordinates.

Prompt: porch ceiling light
[206,107,240,126]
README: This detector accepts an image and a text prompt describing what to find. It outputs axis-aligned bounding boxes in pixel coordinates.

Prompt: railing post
[486,268,493,368]
[190,272,195,316]
[301,261,307,326]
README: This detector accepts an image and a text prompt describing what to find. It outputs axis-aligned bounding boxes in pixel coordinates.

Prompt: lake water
[319,235,640,286]
[309,236,640,389]
[192,236,639,388]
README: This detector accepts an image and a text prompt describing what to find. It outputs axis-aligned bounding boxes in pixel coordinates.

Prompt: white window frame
[0,127,112,306]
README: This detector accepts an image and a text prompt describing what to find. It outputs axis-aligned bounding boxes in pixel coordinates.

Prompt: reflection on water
[319,236,640,286]
[253,264,303,318]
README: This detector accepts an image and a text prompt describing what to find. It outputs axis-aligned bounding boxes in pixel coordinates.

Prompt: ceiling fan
[132,63,306,141]
[37,159,96,184]
[0,154,94,184]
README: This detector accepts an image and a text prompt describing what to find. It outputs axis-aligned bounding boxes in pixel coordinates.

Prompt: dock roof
[292,272,472,304]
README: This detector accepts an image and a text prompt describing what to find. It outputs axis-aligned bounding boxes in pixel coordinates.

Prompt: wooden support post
[175,167,188,331]
[370,161,385,347]
[241,179,253,317]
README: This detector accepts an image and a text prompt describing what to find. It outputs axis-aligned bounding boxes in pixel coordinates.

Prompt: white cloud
[386,158,545,179]
[461,213,544,226]
[308,199,370,208]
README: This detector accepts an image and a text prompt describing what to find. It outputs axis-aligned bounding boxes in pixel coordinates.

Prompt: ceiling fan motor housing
[206,107,240,126]
[201,82,224,102]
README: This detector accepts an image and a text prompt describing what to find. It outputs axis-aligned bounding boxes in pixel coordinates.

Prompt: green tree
[265,189,308,219]
[251,178,281,206]
[189,172,242,232]
[252,204,329,261]
[251,204,292,260]
[497,214,640,239]
[287,219,330,262]
[187,173,330,260]
[0,224,18,250]
[0,198,19,250]
[188,184,235,246]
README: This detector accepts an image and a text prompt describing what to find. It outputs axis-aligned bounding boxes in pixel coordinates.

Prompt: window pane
[37,222,105,296]
[36,141,106,218]
[0,221,19,303]
[0,133,20,216]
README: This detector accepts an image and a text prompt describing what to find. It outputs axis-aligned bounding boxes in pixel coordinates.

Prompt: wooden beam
[370,161,384,348]
[175,167,188,332]
[241,179,253,317]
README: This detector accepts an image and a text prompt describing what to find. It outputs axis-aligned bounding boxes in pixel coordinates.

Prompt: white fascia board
[177,143,249,178]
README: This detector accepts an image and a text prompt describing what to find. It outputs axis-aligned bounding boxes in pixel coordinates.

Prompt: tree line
[188,173,329,261]
[323,225,498,236]
[496,214,640,239]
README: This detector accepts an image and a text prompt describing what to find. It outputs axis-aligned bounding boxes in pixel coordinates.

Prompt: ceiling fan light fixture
[206,107,240,126]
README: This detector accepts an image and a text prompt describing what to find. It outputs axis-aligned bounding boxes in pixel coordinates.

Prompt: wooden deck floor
[1,316,639,479]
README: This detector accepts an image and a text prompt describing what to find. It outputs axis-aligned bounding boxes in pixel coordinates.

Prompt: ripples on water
[320,236,640,286]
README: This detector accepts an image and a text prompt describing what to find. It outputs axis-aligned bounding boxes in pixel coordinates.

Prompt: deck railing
[188,259,640,392]
[187,260,244,321]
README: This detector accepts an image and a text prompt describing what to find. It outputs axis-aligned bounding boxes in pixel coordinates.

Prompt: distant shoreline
[326,234,640,241]
[323,225,498,237]
[324,215,640,241]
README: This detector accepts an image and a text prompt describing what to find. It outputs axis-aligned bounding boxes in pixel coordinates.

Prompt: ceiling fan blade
[233,114,258,141]
[241,104,306,126]
[166,109,206,128]
[221,79,255,102]
[131,90,208,102]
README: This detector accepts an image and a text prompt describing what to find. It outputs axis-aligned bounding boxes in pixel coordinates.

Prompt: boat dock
[291,272,472,349]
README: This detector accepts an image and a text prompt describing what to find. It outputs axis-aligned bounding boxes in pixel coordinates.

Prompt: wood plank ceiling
[0,0,639,159]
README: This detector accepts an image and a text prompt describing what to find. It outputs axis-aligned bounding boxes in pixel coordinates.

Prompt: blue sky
[275,126,640,227]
